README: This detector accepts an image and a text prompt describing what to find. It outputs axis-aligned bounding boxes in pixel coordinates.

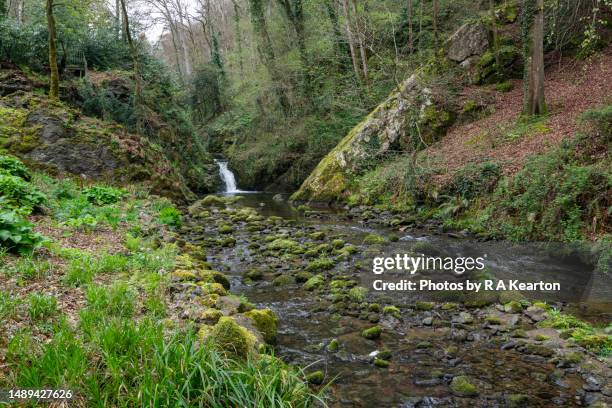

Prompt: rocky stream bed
[169,193,611,408]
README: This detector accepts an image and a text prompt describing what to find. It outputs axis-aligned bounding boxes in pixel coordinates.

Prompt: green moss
[363,234,386,245]
[383,305,400,318]
[373,358,389,368]
[295,271,313,283]
[415,301,434,311]
[306,257,335,272]
[450,376,479,397]
[506,394,529,408]
[201,308,223,324]
[326,338,339,352]
[206,317,257,358]
[305,370,324,385]
[245,309,278,344]
[348,286,367,302]
[303,275,324,291]
[268,238,301,252]
[200,270,231,290]
[362,326,382,339]
[200,195,227,207]
[272,275,295,286]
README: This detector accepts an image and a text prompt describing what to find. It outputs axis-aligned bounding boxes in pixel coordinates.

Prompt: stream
[186,164,612,407]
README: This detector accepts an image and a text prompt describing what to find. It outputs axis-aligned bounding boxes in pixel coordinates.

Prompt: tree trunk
[432,0,438,45]
[342,0,361,81]
[490,0,501,77]
[46,0,59,99]
[522,0,546,115]
[325,0,350,68]
[407,0,413,53]
[351,0,368,83]
[1,0,6,17]
[231,0,244,75]
[119,0,144,129]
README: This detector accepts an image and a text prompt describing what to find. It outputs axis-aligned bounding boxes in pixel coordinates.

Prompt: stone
[446,22,489,63]
[449,375,479,397]
[362,326,382,340]
[305,370,325,385]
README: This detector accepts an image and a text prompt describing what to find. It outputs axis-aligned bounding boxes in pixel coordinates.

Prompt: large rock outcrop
[291,74,447,203]
[446,22,490,64]
[0,91,194,201]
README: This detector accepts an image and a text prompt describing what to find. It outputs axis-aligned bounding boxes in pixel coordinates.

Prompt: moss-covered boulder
[204,316,257,358]
[362,326,382,340]
[450,376,479,396]
[303,275,325,291]
[245,308,278,344]
[291,74,435,203]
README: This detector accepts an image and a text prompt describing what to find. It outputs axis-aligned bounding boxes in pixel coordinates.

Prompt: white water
[215,160,241,193]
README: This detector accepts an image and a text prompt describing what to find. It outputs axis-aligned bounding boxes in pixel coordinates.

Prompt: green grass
[4,255,51,280]
[12,319,325,407]
[27,293,58,322]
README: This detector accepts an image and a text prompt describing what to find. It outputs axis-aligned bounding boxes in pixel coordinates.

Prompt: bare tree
[407,0,413,53]
[351,0,369,83]
[120,0,144,130]
[342,0,362,81]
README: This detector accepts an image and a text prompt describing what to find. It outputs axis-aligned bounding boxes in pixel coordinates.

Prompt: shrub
[82,186,126,206]
[0,154,31,181]
[0,210,45,254]
[0,174,46,213]
[446,162,500,200]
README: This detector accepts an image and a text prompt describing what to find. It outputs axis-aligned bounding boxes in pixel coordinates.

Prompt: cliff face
[291,74,439,202]
[0,91,195,201]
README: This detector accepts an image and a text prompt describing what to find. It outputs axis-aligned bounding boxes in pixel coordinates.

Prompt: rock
[451,329,468,342]
[290,74,445,202]
[0,70,34,96]
[446,22,489,63]
[449,375,479,397]
[422,317,433,326]
[303,275,324,290]
[524,306,547,322]
[374,358,390,368]
[203,316,258,358]
[295,271,313,283]
[415,301,434,311]
[453,311,473,324]
[583,376,602,392]
[305,370,325,385]
[272,193,284,202]
[363,234,386,245]
[244,309,278,344]
[362,326,382,340]
[506,394,530,408]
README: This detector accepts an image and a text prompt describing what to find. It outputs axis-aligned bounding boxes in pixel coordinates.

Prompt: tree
[407,0,413,53]
[46,0,59,99]
[432,0,438,46]
[119,0,144,129]
[490,0,500,78]
[522,0,546,115]
[342,0,362,81]
[1,0,6,17]
[350,0,369,83]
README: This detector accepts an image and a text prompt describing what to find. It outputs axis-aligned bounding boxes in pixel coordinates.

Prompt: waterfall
[215,160,240,193]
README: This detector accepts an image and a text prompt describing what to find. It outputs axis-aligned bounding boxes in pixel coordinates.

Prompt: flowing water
[215,159,241,193]
[189,166,611,407]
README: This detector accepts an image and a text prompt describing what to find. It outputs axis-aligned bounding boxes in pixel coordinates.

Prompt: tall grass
[13,318,325,407]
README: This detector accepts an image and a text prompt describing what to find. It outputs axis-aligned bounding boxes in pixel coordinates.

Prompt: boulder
[446,22,489,63]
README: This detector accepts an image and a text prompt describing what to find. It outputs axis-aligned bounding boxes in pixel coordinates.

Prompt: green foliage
[489,136,610,241]
[446,162,500,200]
[580,105,612,140]
[82,186,126,206]
[158,206,182,227]
[0,154,31,180]
[0,210,45,254]
[0,174,46,213]
[6,256,51,280]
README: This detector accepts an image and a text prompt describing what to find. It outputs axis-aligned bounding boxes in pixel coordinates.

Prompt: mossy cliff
[0,92,195,201]
[291,74,443,203]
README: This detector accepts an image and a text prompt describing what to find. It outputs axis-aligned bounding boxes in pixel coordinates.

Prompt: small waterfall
[215,160,240,193]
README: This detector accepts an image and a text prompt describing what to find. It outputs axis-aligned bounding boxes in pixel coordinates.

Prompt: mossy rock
[243,268,263,281]
[303,275,324,291]
[199,195,227,207]
[450,376,479,397]
[218,224,233,234]
[349,286,368,302]
[204,317,257,358]
[363,234,386,245]
[273,275,295,286]
[383,305,401,318]
[200,270,231,290]
[306,257,335,272]
[415,301,434,311]
[504,300,524,313]
[201,282,228,296]
[331,239,345,248]
[295,271,313,283]
[523,344,554,357]
[374,358,390,368]
[506,394,529,408]
[201,308,223,324]
[268,238,301,252]
[326,338,339,352]
[305,370,324,385]
[245,308,278,344]
[362,326,382,340]
[172,269,199,281]
[308,231,325,240]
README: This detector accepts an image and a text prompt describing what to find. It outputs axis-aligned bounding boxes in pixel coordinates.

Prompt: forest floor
[426,46,612,186]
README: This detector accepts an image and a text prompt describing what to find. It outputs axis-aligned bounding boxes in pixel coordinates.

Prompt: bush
[0,210,45,254]
[0,154,31,181]
[446,161,500,200]
[0,174,46,213]
[580,105,612,141]
[81,186,126,206]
